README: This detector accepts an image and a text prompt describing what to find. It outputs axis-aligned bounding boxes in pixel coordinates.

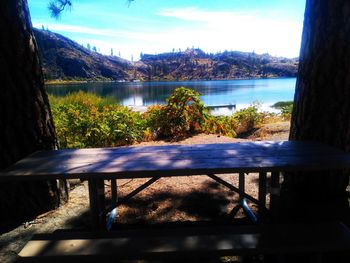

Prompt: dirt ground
[0,122,290,263]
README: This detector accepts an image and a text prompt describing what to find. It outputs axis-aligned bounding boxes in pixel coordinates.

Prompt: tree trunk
[0,0,68,224]
[282,0,350,223]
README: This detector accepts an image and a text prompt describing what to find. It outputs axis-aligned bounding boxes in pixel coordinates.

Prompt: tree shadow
[110,180,254,228]
[62,179,254,231]
[235,128,260,139]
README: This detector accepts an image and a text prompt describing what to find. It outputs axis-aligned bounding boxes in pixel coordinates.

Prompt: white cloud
[157,7,252,23]
[156,7,303,57]
[33,7,303,60]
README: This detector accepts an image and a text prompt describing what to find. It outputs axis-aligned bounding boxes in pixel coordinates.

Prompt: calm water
[46,78,296,115]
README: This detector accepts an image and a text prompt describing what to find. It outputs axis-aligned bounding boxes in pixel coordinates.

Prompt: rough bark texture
[282,0,350,223]
[0,0,68,224]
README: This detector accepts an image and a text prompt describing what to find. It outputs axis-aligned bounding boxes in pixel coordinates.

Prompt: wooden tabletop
[1,141,350,181]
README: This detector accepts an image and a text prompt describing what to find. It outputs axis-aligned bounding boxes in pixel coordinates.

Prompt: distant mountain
[138,49,298,81]
[34,28,298,81]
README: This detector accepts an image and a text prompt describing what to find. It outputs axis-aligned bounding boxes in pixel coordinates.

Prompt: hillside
[34,28,134,81]
[34,28,298,81]
[138,48,298,81]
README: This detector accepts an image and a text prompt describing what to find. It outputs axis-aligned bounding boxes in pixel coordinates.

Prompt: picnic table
[1,140,350,230]
[3,140,350,261]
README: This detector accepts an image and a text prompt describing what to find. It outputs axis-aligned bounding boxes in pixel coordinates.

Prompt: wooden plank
[25,141,345,157]
[11,144,345,166]
[88,178,99,230]
[110,180,117,209]
[258,172,267,218]
[88,179,106,230]
[4,147,350,173]
[239,172,245,199]
[1,141,350,182]
[2,154,350,181]
[6,141,346,171]
[15,149,345,168]
[18,222,350,261]
[270,172,280,213]
[97,179,106,230]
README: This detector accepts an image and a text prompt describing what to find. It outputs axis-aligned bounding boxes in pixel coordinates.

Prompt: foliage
[145,87,207,139]
[48,0,72,18]
[143,105,167,140]
[50,92,145,148]
[272,101,293,109]
[202,115,237,137]
[233,102,265,134]
[272,101,293,119]
[50,89,282,149]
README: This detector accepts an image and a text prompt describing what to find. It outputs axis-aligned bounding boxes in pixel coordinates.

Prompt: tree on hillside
[282,0,350,222]
[0,0,68,223]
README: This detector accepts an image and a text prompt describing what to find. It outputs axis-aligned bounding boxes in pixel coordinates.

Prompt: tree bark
[282,0,350,223]
[0,0,68,224]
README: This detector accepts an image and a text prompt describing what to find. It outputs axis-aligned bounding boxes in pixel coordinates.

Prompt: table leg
[111,179,117,208]
[239,172,245,199]
[270,171,281,214]
[106,179,118,231]
[258,172,267,219]
[88,178,106,230]
[97,179,106,227]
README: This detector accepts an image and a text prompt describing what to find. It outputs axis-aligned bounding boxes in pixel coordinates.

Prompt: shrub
[50,92,145,148]
[272,101,293,109]
[203,115,237,137]
[145,87,207,139]
[233,102,265,134]
[143,104,167,140]
[50,89,278,148]
[272,101,293,120]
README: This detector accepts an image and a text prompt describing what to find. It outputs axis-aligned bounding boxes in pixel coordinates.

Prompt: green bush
[50,89,278,148]
[233,102,265,134]
[272,101,293,109]
[50,92,145,148]
[203,115,237,137]
[145,87,207,139]
[272,101,293,119]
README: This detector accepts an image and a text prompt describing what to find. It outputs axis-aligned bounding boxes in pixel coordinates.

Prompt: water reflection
[46,78,296,115]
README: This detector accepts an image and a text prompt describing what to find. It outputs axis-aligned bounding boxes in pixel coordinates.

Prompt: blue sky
[28,0,306,61]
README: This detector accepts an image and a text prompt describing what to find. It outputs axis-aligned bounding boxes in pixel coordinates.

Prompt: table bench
[17,222,350,262]
[2,141,350,261]
[1,141,350,229]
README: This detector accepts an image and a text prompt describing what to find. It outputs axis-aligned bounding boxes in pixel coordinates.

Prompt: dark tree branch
[48,0,72,18]
[48,0,135,19]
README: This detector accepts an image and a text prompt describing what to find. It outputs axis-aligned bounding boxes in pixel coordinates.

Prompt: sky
[28,0,306,61]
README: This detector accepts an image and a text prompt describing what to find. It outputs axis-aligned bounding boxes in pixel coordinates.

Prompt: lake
[46,78,296,115]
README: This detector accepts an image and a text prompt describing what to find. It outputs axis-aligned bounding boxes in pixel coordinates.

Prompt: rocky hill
[138,48,298,81]
[34,28,298,81]
[34,28,134,81]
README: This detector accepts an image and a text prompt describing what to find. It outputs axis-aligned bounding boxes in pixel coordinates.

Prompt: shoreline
[45,76,296,85]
